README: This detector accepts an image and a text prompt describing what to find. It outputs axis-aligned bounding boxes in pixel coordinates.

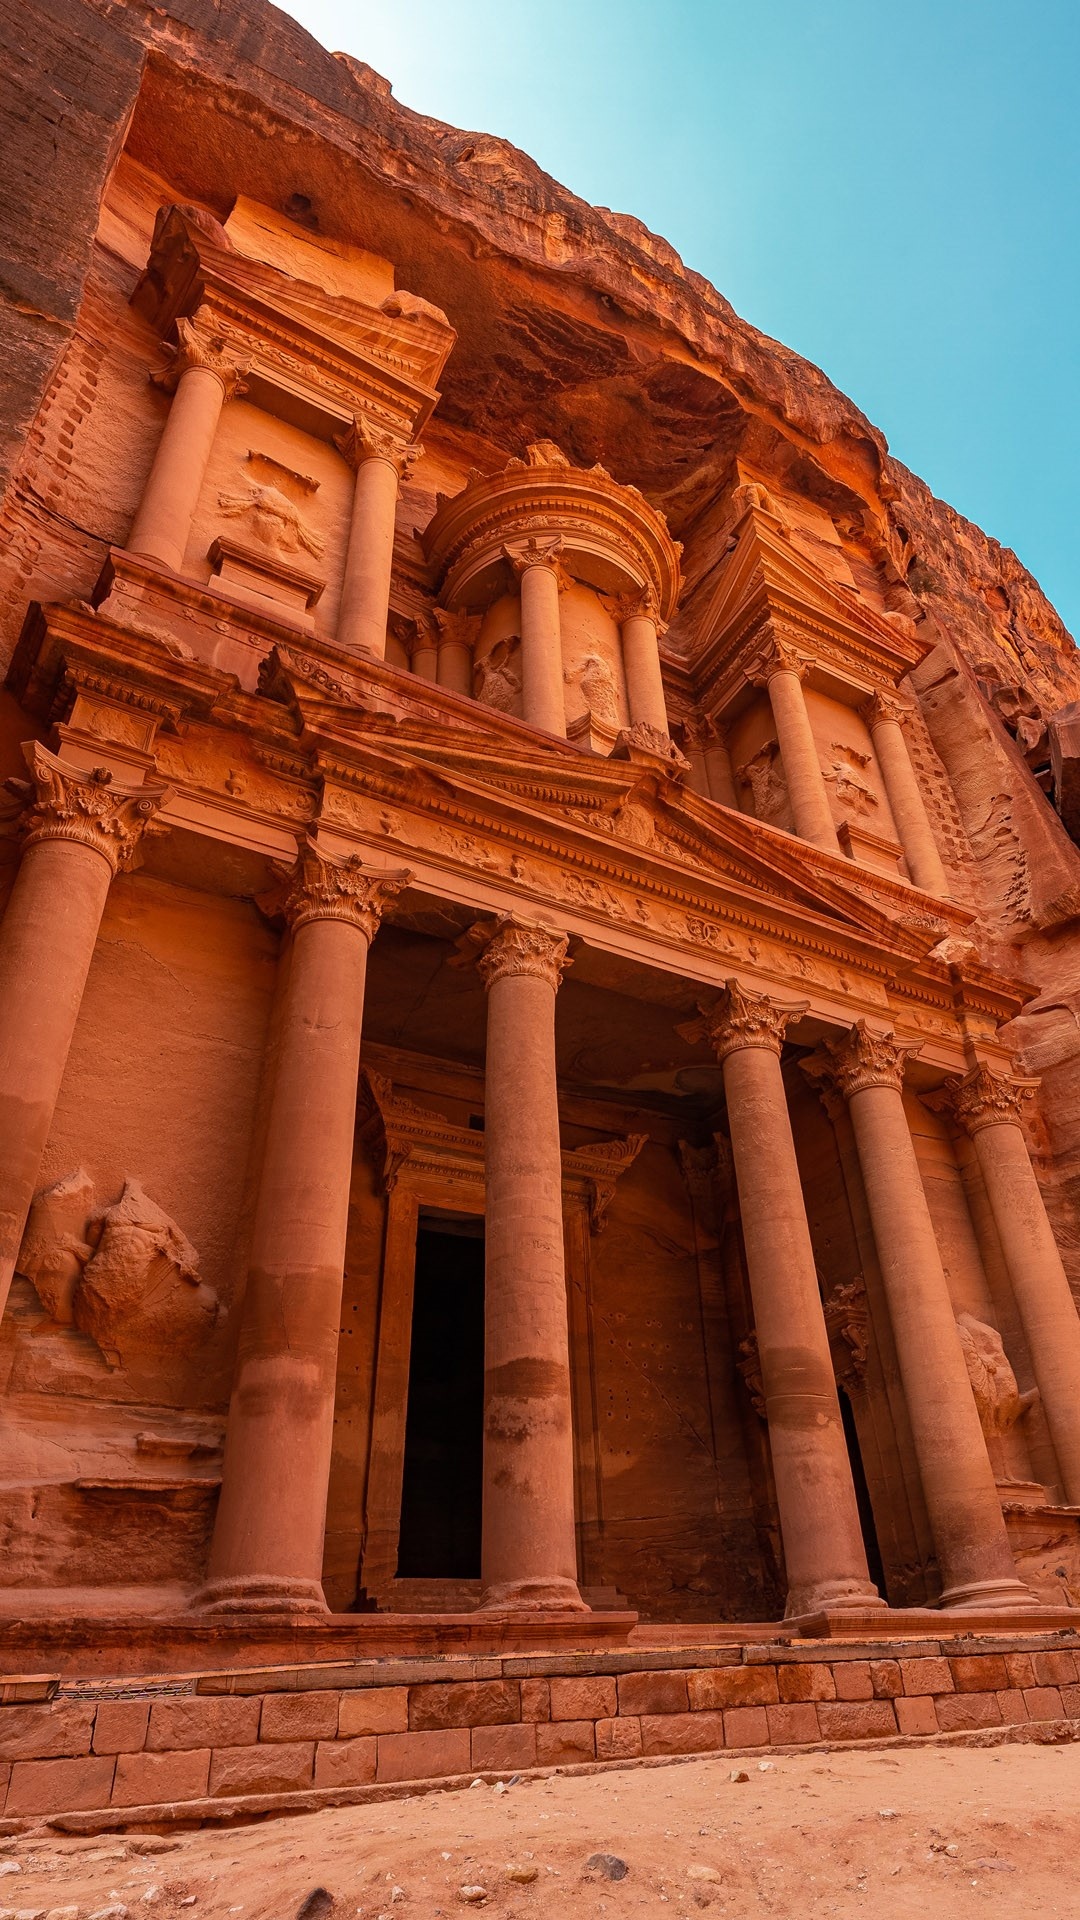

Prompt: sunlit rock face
[0,0,1079,1710]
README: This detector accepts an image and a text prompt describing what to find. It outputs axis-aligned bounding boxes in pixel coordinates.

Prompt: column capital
[503,535,572,589]
[153,309,249,399]
[747,633,812,686]
[272,839,411,939]
[15,743,172,875]
[942,1062,1039,1136]
[602,586,664,632]
[803,1019,921,1100]
[680,978,808,1062]
[461,915,571,992]
[334,416,422,478]
[860,689,910,730]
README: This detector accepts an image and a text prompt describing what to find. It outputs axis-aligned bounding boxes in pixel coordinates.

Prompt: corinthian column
[128,309,248,573]
[466,916,584,1610]
[504,538,568,737]
[688,982,880,1616]
[335,420,420,659]
[749,637,840,853]
[0,745,170,1323]
[946,1064,1080,1505]
[807,1024,1032,1610]
[197,842,409,1614]
[612,590,669,736]
[861,692,949,896]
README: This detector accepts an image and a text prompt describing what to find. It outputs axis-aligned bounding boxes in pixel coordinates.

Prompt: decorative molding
[680,978,807,1062]
[941,1062,1038,1136]
[802,1019,921,1099]
[358,1069,644,1233]
[460,914,571,991]
[271,837,410,938]
[13,743,172,875]
[152,308,249,400]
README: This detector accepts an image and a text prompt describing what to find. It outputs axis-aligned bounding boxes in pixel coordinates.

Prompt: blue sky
[284,0,1079,637]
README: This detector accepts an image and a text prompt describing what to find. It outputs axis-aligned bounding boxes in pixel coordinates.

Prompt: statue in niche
[474,637,522,713]
[564,652,620,725]
[956,1311,1039,1484]
[217,479,325,559]
[824,743,879,816]
[16,1171,219,1370]
[737,739,790,829]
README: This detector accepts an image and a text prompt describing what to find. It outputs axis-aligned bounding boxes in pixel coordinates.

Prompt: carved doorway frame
[356,1069,644,1605]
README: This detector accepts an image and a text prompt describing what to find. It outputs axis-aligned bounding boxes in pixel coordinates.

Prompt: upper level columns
[128,311,248,573]
[807,1024,1033,1610]
[692,983,880,1617]
[198,842,408,1615]
[947,1064,1080,1505]
[336,422,420,660]
[505,538,569,737]
[465,915,585,1611]
[861,692,949,895]
[613,591,670,736]
[0,746,169,1324]
[750,639,841,854]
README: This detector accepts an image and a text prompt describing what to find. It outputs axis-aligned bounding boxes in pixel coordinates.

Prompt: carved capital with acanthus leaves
[802,1019,921,1100]
[860,689,910,731]
[272,838,411,940]
[334,416,422,478]
[679,978,808,1063]
[747,633,812,687]
[602,586,663,631]
[153,308,249,399]
[502,535,571,589]
[460,915,571,993]
[941,1063,1038,1137]
[13,743,172,876]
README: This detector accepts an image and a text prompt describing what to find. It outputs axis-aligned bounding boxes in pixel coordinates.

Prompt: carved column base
[478,1576,590,1615]
[785,1578,887,1619]
[190,1574,330,1617]
[937,1576,1042,1613]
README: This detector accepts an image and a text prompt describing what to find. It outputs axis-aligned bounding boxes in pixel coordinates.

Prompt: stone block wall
[3,1635,1080,1824]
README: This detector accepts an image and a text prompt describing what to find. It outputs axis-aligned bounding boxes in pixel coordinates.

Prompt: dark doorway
[397,1217,485,1578]
[839,1389,887,1597]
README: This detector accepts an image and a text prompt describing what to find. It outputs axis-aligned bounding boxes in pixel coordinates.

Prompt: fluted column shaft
[809,1024,1031,1609]
[0,747,169,1325]
[691,983,879,1616]
[199,844,408,1614]
[949,1065,1080,1505]
[336,422,419,659]
[128,313,246,573]
[752,640,840,853]
[506,539,567,736]
[468,917,584,1611]
[863,693,949,895]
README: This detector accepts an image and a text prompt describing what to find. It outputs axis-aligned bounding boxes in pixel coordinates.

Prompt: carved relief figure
[956,1312,1039,1486]
[217,479,325,558]
[474,636,522,713]
[736,739,790,829]
[824,743,879,815]
[16,1172,218,1370]
[564,652,620,725]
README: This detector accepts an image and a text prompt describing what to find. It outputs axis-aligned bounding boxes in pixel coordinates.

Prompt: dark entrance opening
[396,1215,485,1579]
[839,1388,887,1597]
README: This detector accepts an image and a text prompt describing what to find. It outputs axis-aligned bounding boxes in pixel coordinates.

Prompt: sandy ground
[5,1741,1080,1919]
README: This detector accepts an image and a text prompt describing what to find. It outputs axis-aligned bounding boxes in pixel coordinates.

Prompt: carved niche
[16,1171,219,1369]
